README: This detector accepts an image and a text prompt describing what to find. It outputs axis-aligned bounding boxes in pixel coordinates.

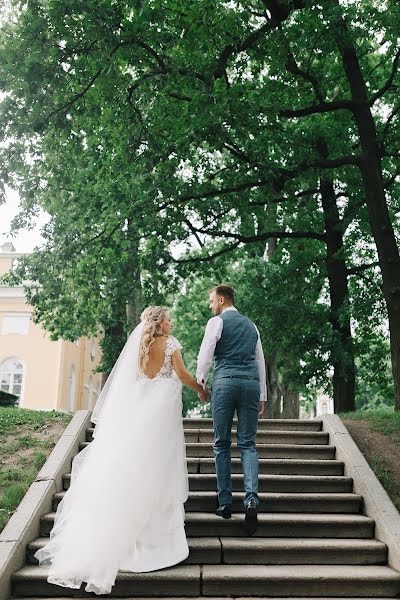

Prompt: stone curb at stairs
[0,410,92,600]
[320,414,400,570]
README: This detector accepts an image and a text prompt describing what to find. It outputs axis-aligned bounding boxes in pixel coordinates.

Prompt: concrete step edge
[41,511,374,523]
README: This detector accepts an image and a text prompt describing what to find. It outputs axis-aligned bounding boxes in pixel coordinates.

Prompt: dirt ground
[342,418,400,510]
[0,420,67,470]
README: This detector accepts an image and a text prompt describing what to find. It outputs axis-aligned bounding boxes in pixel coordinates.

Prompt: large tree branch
[120,36,209,86]
[49,67,103,118]
[184,218,205,249]
[381,104,400,143]
[187,224,326,243]
[161,153,358,211]
[347,261,379,275]
[308,155,360,169]
[285,48,325,104]
[249,187,318,207]
[370,46,400,105]
[48,41,125,119]
[341,197,366,230]
[173,242,241,264]
[279,99,354,118]
[384,164,400,189]
[158,179,272,210]
[213,0,307,82]
[261,0,307,23]
[213,21,273,80]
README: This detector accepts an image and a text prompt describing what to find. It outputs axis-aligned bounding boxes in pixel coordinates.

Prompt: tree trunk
[100,317,126,389]
[318,140,356,413]
[126,219,142,332]
[263,236,282,418]
[281,385,299,418]
[332,3,400,409]
[265,350,282,418]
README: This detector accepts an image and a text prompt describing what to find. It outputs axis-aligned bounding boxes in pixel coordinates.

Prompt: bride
[34,306,208,595]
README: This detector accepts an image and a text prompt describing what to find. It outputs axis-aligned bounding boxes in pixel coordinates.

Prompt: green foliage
[0,407,71,434]
[0,0,399,410]
[0,407,72,532]
[0,391,18,407]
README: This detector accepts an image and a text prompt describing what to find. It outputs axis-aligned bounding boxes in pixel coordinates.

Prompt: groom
[197,284,267,535]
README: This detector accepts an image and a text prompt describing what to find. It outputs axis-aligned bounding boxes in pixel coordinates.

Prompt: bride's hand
[198,388,208,403]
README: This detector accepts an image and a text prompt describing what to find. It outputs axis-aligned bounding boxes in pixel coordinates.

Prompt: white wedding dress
[34,326,189,595]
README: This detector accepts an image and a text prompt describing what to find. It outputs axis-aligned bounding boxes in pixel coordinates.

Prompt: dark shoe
[216,504,232,519]
[245,498,258,535]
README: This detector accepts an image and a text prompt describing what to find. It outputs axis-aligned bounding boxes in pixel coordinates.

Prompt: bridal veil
[34,321,189,594]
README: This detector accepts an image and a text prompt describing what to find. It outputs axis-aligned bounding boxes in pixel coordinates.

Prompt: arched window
[68,365,76,412]
[0,357,24,406]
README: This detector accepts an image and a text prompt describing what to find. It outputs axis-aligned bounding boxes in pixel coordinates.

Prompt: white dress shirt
[196,306,267,402]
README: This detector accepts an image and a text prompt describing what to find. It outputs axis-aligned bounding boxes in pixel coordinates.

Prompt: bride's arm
[172,350,208,402]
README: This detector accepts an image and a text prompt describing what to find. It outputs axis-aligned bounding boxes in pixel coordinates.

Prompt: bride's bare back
[142,335,169,379]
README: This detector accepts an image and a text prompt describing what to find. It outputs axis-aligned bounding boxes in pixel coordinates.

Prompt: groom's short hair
[209,284,235,305]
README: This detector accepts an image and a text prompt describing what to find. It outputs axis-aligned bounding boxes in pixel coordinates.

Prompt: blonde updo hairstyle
[139,306,169,370]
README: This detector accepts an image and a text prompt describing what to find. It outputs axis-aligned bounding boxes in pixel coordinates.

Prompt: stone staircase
[10,418,400,598]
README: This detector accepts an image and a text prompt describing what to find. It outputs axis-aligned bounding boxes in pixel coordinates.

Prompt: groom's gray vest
[214,310,259,381]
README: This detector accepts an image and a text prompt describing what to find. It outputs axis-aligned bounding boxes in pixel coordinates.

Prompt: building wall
[58,335,102,412]
[0,243,103,412]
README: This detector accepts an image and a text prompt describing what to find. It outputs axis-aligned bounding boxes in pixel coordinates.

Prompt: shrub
[0,391,19,407]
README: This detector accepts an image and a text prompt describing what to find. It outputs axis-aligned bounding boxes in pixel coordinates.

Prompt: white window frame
[0,357,26,407]
[1,312,31,335]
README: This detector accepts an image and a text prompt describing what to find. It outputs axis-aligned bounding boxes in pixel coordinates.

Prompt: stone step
[74,452,344,475]
[219,537,387,565]
[10,597,399,600]
[181,418,323,431]
[12,564,400,597]
[40,512,374,538]
[51,490,361,514]
[62,473,353,493]
[184,513,374,538]
[185,443,336,459]
[26,536,386,568]
[12,564,201,597]
[187,474,352,493]
[85,428,329,445]
[201,564,400,597]
[185,492,361,514]
[26,537,221,566]
[187,458,344,476]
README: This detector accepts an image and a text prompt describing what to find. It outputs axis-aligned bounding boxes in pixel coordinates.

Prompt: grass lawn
[0,407,72,532]
[340,408,400,512]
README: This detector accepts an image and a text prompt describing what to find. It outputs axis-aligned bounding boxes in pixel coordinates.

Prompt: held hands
[198,386,211,403]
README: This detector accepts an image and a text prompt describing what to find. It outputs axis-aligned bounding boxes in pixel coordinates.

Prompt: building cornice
[0,287,26,299]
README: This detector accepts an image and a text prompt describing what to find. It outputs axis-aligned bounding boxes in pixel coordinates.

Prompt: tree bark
[281,385,300,418]
[263,236,282,418]
[126,219,142,332]
[265,349,282,418]
[100,317,126,389]
[332,4,400,409]
[318,141,356,413]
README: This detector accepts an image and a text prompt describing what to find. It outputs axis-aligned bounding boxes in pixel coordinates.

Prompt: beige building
[0,242,103,412]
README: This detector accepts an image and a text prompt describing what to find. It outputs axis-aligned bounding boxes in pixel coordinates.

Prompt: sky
[0,187,48,253]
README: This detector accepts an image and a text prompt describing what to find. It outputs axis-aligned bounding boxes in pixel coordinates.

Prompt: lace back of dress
[139,335,182,380]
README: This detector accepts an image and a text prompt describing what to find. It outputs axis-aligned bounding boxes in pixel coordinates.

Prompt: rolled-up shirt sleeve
[255,327,267,403]
[196,316,223,387]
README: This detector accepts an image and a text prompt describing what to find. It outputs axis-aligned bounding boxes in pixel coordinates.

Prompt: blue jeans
[211,377,260,509]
